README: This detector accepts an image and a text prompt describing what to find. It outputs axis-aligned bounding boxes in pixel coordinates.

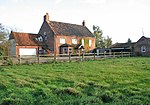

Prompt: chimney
[44,13,50,22]
[82,20,85,26]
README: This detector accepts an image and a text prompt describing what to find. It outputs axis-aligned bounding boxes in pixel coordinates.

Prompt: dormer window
[36,36,43,42]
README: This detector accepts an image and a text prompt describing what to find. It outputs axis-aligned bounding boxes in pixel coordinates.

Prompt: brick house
[38,13,95,54]
[9,13,95,56]
[109,36,150,56]
[134,36,150,56]
[9,32,47,56]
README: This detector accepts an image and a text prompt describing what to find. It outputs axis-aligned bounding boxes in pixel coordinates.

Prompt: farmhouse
[9,13,95,56]
[38,13,95,54]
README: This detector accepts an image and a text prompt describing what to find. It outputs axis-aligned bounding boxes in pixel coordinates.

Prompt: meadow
[0,57,150,105]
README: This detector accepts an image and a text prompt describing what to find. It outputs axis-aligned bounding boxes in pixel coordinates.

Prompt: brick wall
[134,37,150,56]
[55,35,95,54]
[16,46,39,56]
[38,22,54,53]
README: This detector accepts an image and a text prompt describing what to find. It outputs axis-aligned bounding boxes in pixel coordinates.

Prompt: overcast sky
[0,0,150,43]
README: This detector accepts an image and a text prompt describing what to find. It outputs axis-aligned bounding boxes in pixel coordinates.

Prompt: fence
[0,52,131,65]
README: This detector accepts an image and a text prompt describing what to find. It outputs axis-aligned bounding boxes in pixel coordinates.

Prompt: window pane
[72,39,77,44]
[141,46,146,52]
[82,39,84,46]
[60,38,65,44]
[89,40,92,47]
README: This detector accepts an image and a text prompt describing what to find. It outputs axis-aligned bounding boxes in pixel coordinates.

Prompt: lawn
[0,57,150,105]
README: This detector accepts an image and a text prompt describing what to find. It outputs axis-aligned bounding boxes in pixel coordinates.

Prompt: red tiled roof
[49,21,95,37]
[11,32,45,46]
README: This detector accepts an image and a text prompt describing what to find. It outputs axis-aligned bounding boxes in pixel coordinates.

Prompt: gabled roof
[136,36,150,43]
[48,21,95,37]
[10,32,45,46]
[110,42,135,48]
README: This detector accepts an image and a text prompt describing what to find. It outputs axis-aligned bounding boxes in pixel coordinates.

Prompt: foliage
[0,23,19,56]
[0,41,10,56]
[0,57,150,104]
[93,25,103,48]
[79,38,90,52]
[0,23,9,41]
[93,25,112,48]
[0,23,10,56]
[104,36,112,48]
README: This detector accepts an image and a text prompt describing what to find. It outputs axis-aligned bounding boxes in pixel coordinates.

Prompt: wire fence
[0,52,131,65]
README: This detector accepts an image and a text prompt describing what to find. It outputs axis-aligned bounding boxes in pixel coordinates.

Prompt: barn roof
[110,42,135,48]
[10,32,45,46]
[48,21,94,37]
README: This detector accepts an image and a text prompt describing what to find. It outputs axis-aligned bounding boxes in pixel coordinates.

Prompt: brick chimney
[82,20,85,26]
[44,13,50,22]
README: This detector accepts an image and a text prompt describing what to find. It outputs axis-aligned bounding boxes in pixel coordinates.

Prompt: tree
[104,36,112,48]
[0,23,13,56]
[93,25,104,48]
[0,23,9,41]
[93,25,112,48]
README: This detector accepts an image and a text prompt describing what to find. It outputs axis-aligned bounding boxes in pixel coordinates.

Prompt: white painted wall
[19,48,36,55]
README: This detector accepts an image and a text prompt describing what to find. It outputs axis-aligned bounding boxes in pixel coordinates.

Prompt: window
[38,36,43,42]
[89,39,92,47]
[44,32,46,35]
[43,32,47,40]
[60,38,65,44]
[72,39,77,44]
[82,39,84,46]
[38,48,43,54]
[141,46,146,52]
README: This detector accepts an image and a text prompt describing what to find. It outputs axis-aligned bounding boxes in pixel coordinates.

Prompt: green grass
[0,57,150,105]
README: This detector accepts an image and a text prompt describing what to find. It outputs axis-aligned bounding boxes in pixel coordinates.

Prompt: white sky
[0,0,150,43]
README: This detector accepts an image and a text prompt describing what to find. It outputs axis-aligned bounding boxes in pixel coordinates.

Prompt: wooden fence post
[69,53,71,62]
[94,52,96,60]
[19,55,21,64]
[121,52,123,57]
[113,52,115,57]
[82,52,84,61]
[37,54,40,64]
[104,52,106,58]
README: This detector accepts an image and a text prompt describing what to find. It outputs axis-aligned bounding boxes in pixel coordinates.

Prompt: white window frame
[82,39,84,46]
[60,38,65,44]
[89,39,92,47]
[44,32,46,35]
[72,39,77,44]
[38,36,43,42]
[141,46,146,52]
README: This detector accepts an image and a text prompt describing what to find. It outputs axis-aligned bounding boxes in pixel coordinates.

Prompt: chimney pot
[82,20,85,26]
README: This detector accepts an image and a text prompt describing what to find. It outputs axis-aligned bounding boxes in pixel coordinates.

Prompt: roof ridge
[50,21,84,27]
[12,31,38,35]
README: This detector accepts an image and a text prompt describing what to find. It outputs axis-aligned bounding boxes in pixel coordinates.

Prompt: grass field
[0,57,150,105]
